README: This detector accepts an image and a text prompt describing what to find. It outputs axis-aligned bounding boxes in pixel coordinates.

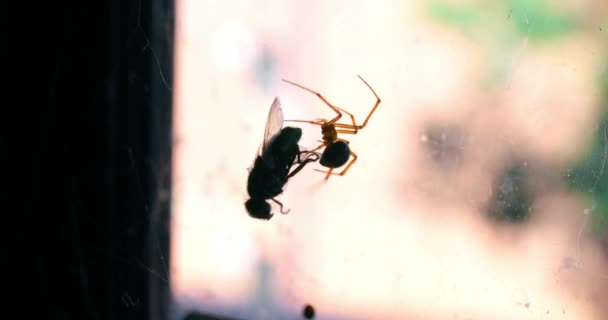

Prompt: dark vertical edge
[148,0,175,319]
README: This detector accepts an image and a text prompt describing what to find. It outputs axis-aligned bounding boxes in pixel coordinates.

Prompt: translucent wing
[262,97,284,154]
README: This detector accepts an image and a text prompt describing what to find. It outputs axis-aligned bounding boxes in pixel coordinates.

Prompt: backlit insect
[282,75,381,180]
[245,97,320,220]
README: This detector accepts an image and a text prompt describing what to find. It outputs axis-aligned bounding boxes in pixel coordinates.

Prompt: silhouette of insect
[282,75,381,180]
[245,97,320,220]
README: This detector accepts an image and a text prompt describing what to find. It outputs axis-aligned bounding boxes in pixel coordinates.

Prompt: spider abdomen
[320,141,350,168]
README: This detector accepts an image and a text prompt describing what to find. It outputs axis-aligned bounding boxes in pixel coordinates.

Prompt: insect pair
[245,75,381,220]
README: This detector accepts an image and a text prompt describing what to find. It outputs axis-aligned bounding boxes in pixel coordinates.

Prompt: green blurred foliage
[567,125,608,238]
[428,0,578,40]
[427,1,481,34]
[426,0,581,86]
[567,71,608,238]
[506,0,577,39]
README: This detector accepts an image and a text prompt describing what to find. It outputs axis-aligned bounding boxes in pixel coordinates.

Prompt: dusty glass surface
[168,0,608,319]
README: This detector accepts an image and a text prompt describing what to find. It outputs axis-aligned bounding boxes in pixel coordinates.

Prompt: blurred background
[27,0,607,320]
[171,0,608,319]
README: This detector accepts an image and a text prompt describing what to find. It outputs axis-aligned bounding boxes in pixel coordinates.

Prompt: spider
[282,75,381,180]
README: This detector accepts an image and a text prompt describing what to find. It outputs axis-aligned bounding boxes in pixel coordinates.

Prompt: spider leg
[313,167,334,181]
[282,79,343,124]
[334,107,358,133]
[355,75,381,129]
[284,119,324,126]
[314,150,358,180]
[309,142,326,152]
[325,75,381,130]
[336,129,358,135]
[271,198,290,214]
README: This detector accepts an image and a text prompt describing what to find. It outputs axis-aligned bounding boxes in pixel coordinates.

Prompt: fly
[245,98,320,220]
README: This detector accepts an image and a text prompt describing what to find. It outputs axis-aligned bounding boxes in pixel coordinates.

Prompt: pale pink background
[170,1,608,319]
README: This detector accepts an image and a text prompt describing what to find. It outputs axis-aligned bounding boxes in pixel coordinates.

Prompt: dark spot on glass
[487,163,533,223]
[302,304,315,319]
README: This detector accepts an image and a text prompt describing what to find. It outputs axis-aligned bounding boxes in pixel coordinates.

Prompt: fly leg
[271,198,290,214]
[288,151,321,178]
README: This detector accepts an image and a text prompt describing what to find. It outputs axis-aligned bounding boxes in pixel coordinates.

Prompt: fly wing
[262,97,284,155]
